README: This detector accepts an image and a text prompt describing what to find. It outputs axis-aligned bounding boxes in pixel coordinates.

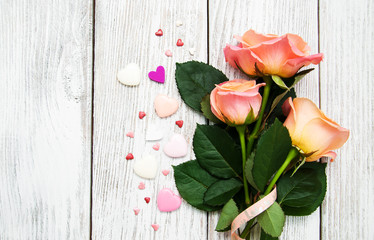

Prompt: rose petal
[235,29,278,48]
[224,44,263,76]
[281,53,324,78]
[286,33,311,55]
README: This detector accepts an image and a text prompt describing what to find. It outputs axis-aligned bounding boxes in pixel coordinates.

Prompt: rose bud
[224,29,324,78]
[282,97,349,162]
[210,79,265,126]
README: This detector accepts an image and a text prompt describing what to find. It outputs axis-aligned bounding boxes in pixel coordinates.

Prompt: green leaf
[252,119,292,192]
[201,94,222,123]
[204,178,243,206]
[175,61,228,111]
[277,162,327,216]
[245,152,259,190]
[292,68,314,87]
[267,89,296,124]
[271,75,289,90]
[215,199,239,232]
[173,160,220,211]
[193,124,242,179]
[261,229,279,240]
[257,201,285,237]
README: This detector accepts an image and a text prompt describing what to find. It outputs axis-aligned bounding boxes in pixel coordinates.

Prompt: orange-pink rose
[282,97,349,162]
[224,29,324,78]
[210,79,265,126]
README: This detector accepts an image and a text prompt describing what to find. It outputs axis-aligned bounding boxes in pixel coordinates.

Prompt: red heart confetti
[126,153,134,160]
[155,29,163,36]
[151,224,159,231]
[144,197,150,203]
[138,182,145,190]
[139,111,146,119]
[175,120,184,128]
[176,39,184,46]
[152,143,160,151]
[133,208,140,215]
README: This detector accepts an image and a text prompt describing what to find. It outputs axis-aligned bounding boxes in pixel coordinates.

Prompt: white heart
[189,48,195,56]
[117,63,141,86]
[145,128,164,141]
[163,134,188,158]
[133,154,159,179]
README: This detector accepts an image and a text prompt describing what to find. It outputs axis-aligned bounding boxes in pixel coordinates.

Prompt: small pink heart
[138,182,145,190]
[126,131,134,138]
[162,169,170,176]
[157,188,182,212]
[163,134,188,158]
[154,95,179,118]
[151,224,159,231]
[148,66,165,84]
[152,143,160,151]
[133,208,140,215]
[165,49,172,57]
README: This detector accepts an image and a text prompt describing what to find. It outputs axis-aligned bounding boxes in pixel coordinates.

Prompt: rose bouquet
[172,30,349,239]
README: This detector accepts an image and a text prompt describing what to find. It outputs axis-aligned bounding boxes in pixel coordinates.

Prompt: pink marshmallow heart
[133,208,140,215]
[151,224,159,231]
[157,188,182,212]
[148,66,165,84]
[154,95,179,118]
[162,169,170,176]
[152,143,160,151]
[163,133,188,158]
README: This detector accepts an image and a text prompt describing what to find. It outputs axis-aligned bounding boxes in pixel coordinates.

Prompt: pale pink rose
[224,29,324,78]
[282,97,349,162]
[210,79,265,126]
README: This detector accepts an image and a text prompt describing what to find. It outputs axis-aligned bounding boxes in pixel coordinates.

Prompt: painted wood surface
[0,0,373,239]
[0,0,93,239]
[319,0,374,239]
[92,1,208,239]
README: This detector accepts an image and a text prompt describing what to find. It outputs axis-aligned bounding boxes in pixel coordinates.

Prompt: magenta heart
[148,66,165,83]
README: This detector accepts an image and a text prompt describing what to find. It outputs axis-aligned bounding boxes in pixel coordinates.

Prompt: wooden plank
[92,1,208,239]
[0,1,93,239]
[208,1,320,239]
[319,0,374,239]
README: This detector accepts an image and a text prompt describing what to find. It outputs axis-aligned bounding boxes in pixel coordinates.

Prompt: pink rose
[224,29,324,78]
[210,79,266,126]
[282,97,349,162]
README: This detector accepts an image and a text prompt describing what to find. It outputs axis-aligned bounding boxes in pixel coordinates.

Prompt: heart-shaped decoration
[189,48,195,56]
[148,66,165,84]
[176,39,184,46]
[175,120,183,128]
[152,143,160,151]
[126,153,134,160]
[165,49,172,57]
[144,197,150,204]
[157,188,182,212]
[161,169,170,176]
[133,208,140,215]
[154,95,179,118]
[138,182,145,190]
[163,133,188,158]
[155,29,163,36]
[126,131,134,138]
[151,224,159,231]
[139,111,146,119]
[117,63,141,86]
[133,154,159,179]
[146,128,163,141]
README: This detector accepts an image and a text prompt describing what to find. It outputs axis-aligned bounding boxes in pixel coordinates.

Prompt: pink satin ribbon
[231,187,277,240]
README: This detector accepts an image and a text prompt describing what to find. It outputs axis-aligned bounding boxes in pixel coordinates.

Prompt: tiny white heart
[163,134,188,158]
[117,63,142,86]
[188,48,195,56]
[176,20,183,27]
[133,154,159,179]
[146,128,164,141]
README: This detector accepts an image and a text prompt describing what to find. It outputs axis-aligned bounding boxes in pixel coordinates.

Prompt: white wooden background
[0,0,373,239]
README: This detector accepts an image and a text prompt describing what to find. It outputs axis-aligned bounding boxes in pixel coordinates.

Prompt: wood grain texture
[319,0,374,239]
[92,0,208,239]
[0,0,93,239]
[208,1,320,239]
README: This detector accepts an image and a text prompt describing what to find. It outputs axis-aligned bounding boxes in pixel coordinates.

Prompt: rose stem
[246,77,272,156]
[264,147,300,195]
[240,219,254,239]
[237,125,250,206]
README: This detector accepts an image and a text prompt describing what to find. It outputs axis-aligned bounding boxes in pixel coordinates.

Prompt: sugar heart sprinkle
[126,131,134,138]
[155,29,163,36]
[165,50,172,57]
[162,169,170,176]
[138,182,145,190]
[126,153,134,160]
[151,224,159,231]
[144,197,150,204]
[133,208,140,215]
[176,39,184,46]
[175,120,183,128]
[139,111,146,119]
[152,143,160,151]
